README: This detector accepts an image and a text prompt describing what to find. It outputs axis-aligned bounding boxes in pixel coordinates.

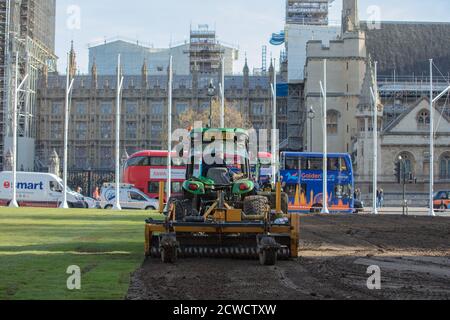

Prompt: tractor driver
[202,154,244,183]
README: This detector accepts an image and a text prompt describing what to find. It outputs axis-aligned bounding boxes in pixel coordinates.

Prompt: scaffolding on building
[186,24,224,74]
[286,0,334,25]
[0,0,57,169]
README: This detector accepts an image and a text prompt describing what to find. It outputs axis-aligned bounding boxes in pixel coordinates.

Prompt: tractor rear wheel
[244,196,269,216]
[259,249,277,266]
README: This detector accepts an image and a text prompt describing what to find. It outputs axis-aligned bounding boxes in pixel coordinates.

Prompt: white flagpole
[167,56,173,201]
[114,54,124,210]
[9,52,28,208]
[321,59,329,214]
[429,59,435,217]
[271,58,277,185]
[220,57,225,128]
[60,52,74,209]
[372,61,379,215]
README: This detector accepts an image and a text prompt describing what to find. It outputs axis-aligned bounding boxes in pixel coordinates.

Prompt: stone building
[35,58,288,170]
[304,0,366,154]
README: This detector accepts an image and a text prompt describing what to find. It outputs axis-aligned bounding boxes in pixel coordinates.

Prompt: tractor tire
[243,195,269,216]
[173,199,196,221]
[259,249,277,266]
[258,192,289,214]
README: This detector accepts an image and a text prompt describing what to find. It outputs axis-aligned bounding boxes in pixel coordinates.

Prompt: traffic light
[394,161,401,184]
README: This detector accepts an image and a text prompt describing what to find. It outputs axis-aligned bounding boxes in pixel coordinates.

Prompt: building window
[51,122,62,139]
[151,123,162,137]
[74,147,88,169]
[176,103,188,114]
[76,122,87,140]
[126,122,137,139]
[417,110,430,128]
[152,103,163,115]
[100,102,113,114]
[252,103,264,115]
[100,147,113,169]
[75,102,87,115]
[51,103,62,115]
[440,152,450,179]
[126,102,138,114]
[327,110,339,135]
[100,122,112,139]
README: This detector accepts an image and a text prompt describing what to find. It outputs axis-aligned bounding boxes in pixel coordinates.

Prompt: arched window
[327,110,339,135]
[417,109,430,128]
[440,152,450,179]
[397,152,415,177]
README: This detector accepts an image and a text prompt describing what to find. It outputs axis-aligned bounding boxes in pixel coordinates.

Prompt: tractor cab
[184,128,255,194]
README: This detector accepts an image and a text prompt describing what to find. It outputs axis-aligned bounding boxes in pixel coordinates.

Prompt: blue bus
[280,152,355,213]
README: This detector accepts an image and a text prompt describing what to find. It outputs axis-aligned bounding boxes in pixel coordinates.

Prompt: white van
[100,183,159,210]
[0,172,86,208]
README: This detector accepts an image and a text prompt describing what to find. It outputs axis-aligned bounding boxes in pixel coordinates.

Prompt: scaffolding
[187,24,224,74]
[286,0,334,25]
[0,0,56,169]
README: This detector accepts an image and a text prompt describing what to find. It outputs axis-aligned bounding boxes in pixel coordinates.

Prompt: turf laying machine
[145,128,300,265]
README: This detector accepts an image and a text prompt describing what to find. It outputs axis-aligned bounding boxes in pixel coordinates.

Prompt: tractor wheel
[173,199,196,221]
[244,196,269,216]
[258,192,289,214]
[259,249,277,266]
[161,247,178,264]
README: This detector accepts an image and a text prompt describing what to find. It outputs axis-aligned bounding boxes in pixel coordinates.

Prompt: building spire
[342,0,360,34]
[91,57,98,88]
[243,54,249,75]
[69,40,77,78]
[142,58,148,88]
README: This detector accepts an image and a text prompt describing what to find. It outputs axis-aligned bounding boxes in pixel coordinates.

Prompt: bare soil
[127,214,450,300]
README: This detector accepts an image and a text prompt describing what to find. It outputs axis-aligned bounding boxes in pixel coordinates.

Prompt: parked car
[100,183,159,210]
[433,190,450,211]
[0,171,85,208]
[82,195,101,209]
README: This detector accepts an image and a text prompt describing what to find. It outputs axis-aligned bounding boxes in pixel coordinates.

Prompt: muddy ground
[127,214,450,300]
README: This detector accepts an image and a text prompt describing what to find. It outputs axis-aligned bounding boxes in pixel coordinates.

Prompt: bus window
[125,156,148,168]
[171,182,182,193]
[148,182,159,194]
[328,158,340,171]
[308,158,322,170]
[327,157,348,172]
[150,157,166,166]
[285,157,298,170]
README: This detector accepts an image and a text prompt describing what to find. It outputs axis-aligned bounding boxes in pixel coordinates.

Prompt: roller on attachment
[144,128,300,266]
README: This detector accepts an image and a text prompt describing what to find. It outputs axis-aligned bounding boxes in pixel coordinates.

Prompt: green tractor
[145,128,298,266]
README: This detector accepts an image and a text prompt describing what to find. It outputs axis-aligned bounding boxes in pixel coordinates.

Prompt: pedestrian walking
[93,186,100,201]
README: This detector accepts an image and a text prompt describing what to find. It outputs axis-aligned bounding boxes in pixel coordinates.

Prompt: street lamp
[207,79,216,128]
[307,106,315,151]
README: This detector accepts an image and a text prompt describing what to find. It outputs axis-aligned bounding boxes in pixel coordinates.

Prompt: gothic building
[36,57,288,170]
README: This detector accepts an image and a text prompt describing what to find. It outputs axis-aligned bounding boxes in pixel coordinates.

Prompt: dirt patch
[127,215,450,300]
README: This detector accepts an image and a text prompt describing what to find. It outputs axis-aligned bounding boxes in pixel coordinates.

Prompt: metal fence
[67,170,115,197]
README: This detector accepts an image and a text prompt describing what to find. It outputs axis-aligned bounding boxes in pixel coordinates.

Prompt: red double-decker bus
[123,150,186,200]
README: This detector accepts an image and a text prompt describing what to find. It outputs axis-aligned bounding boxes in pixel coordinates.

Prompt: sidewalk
[362,207,450,217]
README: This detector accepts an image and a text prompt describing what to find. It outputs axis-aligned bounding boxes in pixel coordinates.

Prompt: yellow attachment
[158,181,165,214]
[276,181,282,214]
[226,209,242,222]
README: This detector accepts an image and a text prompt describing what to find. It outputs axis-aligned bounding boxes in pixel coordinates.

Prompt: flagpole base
[59,201,69,209]
[321,207,330,214]
[9,200,19,208]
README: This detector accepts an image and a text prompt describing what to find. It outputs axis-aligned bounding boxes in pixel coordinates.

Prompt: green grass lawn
[0,207,162,300]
